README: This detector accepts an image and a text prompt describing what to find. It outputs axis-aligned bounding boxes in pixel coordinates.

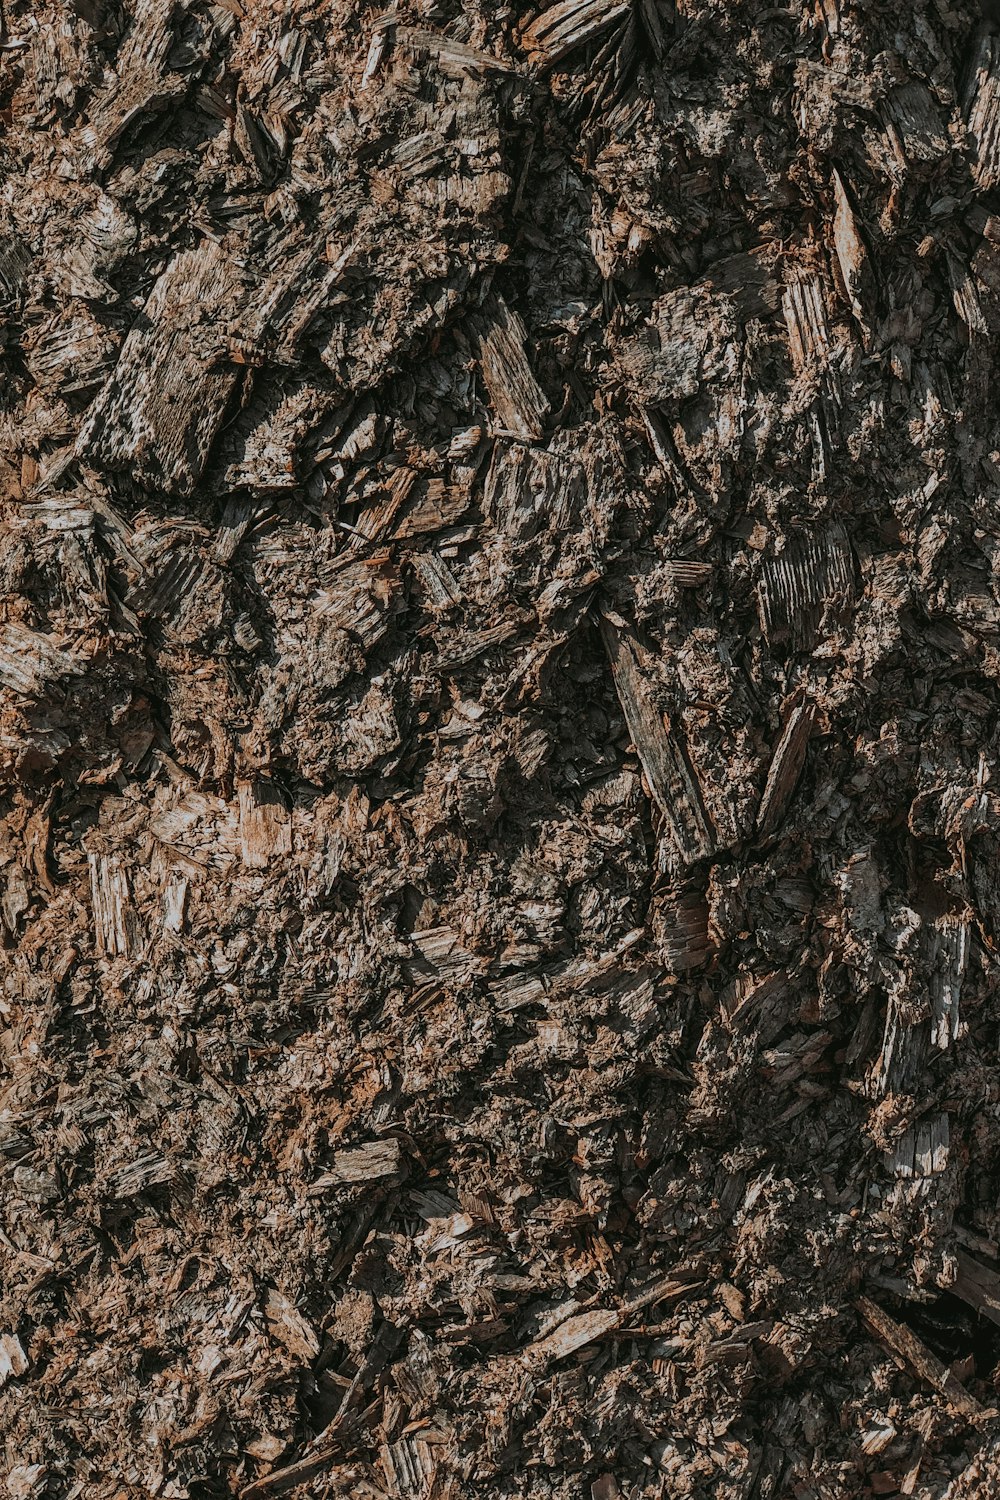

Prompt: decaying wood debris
[5,0,1000,1497]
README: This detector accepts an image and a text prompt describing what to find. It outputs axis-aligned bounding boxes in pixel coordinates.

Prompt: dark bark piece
[756,524,855,650]
[952,1249,1000,1330]
[0,232,30,304]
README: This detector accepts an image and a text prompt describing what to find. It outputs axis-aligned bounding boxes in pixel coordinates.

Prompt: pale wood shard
[88,854,133,958]
[76,243,241,495]
[757,694,814,835]
[394,477,473,540]
[149,789,241,872]
[523,1273,694,1367]
[0,1334,27,1388]
[0,624,81,697]
[855,1296,984,1420]
[398,27,517,75]
[344,469,419,553]
[660,559,714,588]
[221,383,333,491]
[830,169,869,329]
[756,524,855,648]
[411,551,463,610]
[965,32,1000,190]
[725,971,792,1044]
[238,780,292,869]
[129,520,216,629]
[601,616,716,865]
[162,874,188,934]
[762,1028,832,1089]
[380,1434,443,1496]
[5,1465,47,1500]
[885,1114,950,1211]
[106,1150,178,1197]
[519,0,630,69]
[310,1139,407,1191]
[476,297,550,440]
[949,251,989,336]
[929,918,968,1050]
[523,1306,621,1364]
[410,925,490,984]
[695,1321,772,1369]
[27,14,91,120]
[874,997,930,1100]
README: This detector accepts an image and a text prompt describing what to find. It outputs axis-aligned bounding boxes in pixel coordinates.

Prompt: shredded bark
[3,0,1000,1497]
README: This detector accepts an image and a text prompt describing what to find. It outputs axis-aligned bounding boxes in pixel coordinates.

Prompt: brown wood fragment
[830,168,870,330]
[475,297,550,441]
[856,1296,985,1419]
[241,1455,376,1500]
[519,0,630,69]
[76,243,241,495]
[239,780,292,869]
[756,524,854,648]
[483,439,584,538]
[757,693,815,835]
[965,32,1000,189]
[310,1139,407,1191]
[952,1249,1000,1331]
[398,28,517,75]
[654,884,712,972]
[601,615,716,865]
[264,1287,321,1362]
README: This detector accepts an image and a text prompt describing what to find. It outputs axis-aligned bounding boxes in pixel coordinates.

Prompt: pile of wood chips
[4,0,1000,1495]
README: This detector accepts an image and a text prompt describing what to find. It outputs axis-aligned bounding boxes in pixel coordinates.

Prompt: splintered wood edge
[855,1296,989,1422]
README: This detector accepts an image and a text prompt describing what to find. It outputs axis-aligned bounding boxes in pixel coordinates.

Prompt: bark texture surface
[4,0,1000,1496]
